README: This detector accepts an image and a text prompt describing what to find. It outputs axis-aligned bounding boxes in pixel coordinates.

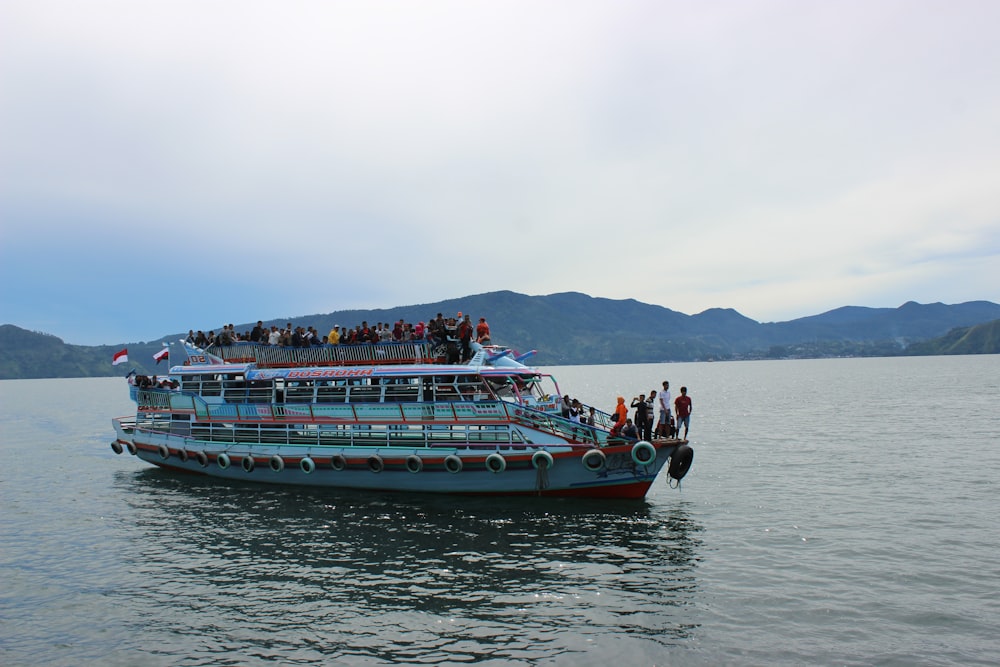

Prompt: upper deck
[195,340,536,372]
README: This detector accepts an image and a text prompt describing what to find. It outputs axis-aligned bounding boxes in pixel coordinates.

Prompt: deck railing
[206,341,440,367]
[134,389,608,447]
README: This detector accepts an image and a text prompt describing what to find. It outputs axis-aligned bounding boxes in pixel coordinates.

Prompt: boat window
[347,385,382,403]
[384,379,419,402]
[180,377,201,393]
[248,381,272,403]
[455,375,491,400]
[220,375,249,402]
[286,381,315,403]
[434,384,459,401]
[486,377,516,398]
[316,384,347,403]
[201,376,222,396]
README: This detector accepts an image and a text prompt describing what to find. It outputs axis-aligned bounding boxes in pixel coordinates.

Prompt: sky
[1,0,998,346]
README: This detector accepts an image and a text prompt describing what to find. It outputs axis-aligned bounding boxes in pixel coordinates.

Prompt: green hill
[0,325,172,379]
[2,293,999,379]
[905,319,1000,355]
[0,325,118,378]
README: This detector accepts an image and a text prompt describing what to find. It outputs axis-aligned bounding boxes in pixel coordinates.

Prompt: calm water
[1,356,998,666]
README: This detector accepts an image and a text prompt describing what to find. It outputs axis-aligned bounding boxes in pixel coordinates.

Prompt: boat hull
[113,420,684,499]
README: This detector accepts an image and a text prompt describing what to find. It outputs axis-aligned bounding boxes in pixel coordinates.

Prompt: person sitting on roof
[476,317,491,343]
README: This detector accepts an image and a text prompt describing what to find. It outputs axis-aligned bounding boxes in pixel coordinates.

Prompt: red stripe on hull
[450,480,655,499]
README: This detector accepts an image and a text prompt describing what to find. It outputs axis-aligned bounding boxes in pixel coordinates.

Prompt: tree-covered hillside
[0,325,169,379]
[2,294,999,379]
[904,319,1000,356]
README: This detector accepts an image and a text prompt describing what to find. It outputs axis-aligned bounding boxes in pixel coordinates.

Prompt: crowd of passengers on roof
[186,313,490,350]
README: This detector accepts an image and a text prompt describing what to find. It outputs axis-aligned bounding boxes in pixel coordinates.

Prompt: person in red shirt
[674,386,692,440]
[475,317,491,343]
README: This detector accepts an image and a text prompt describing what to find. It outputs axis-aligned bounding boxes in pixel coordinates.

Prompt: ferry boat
[110,338,693,498]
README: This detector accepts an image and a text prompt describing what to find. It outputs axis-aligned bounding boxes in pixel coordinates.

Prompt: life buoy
[406,455,423,473]
[667,444,694,481]
[532,450,554,470]
[485,452,506,473]
[331,454,347,471]
[242,455,255,472]
[177,449,190,463]
[269,455,285,473]
[300,457,316,474]
[157,444,170,460]
[444,454,463,474]
[368,455,384,473]
[195,451,208,467]
[111,441,124,455]
[217,452,231,469]
[582,448,606,472]
[125,441,137,456]
[631,441,656,465]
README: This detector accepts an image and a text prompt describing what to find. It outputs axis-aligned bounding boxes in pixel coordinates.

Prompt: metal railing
[206,341,439,367]
[134,388,609,447]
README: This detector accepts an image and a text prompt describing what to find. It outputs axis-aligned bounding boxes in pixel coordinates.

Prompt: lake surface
[1,356,998,666]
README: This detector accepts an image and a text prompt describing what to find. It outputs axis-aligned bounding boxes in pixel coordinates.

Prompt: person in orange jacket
[610,396,628,436]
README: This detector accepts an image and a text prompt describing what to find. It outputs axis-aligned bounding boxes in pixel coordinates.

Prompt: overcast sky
[2,0,998,346]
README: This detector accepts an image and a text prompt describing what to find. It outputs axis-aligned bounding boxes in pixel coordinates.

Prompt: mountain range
[2,291,999,379]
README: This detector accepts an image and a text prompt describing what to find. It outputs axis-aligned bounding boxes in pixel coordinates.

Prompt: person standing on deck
[560,394,573,419]
[430,314,446,345]
[631,394,648,440]
[674,386,692,440]
[458,315,474,362]
[657,381,672,437]
[645,391,656,441]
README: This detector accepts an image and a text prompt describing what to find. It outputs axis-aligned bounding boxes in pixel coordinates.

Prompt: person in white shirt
[657,380,672,438]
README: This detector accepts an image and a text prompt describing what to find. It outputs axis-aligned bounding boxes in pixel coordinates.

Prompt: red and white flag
[112,348,129,366]
[153,347,169,364]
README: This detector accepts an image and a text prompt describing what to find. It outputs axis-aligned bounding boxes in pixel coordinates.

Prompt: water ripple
[79,471,702,665]
[4,360,999,666]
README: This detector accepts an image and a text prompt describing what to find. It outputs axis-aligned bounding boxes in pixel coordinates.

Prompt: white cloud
[1,0,998,343]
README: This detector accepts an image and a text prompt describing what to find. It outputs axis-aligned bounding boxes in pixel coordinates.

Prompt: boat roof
[166,362,543,380]
[167,340,541,379]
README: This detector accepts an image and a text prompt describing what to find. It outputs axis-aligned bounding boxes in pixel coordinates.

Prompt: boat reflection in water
[112,469,703,664]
